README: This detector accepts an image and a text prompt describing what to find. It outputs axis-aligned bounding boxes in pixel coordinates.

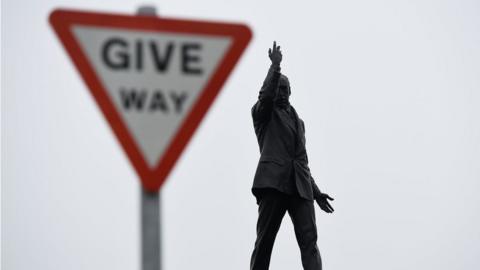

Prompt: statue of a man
[250,41,334,270]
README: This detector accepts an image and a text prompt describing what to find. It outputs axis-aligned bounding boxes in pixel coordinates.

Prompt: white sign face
[72,26,231,167]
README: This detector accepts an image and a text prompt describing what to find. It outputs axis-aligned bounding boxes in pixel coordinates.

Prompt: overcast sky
[3,1,480,270]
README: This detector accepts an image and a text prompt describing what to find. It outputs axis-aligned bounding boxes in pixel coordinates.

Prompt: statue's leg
[250,189,288,270]
[287,196,322,270]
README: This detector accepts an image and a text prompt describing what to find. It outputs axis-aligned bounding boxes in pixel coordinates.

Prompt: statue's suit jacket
[251,64,322,202]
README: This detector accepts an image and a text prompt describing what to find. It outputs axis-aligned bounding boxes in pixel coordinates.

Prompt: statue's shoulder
[290,106,302,119]
[291,107,305,129]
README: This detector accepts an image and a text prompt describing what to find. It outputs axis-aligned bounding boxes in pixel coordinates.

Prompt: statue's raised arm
[252,41,283,124]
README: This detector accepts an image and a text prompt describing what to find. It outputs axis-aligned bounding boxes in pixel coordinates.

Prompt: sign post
[141,188,161,270]
[49,7,252,270]
[136,7,162,270]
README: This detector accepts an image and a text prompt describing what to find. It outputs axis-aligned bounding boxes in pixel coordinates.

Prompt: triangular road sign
[49,9,252,192]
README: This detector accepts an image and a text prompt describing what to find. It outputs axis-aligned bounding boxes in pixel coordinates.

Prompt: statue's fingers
[273,41,276,50]
[320,203,331,213]
[326,201,334,212]
[327,195,334,201]
[268,48,272,56]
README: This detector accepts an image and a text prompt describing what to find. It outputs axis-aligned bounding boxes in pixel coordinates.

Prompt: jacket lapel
[276,108,298,135]
[290,106,301,135]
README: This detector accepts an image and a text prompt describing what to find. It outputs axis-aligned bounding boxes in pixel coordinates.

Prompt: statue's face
[276,75,290,107]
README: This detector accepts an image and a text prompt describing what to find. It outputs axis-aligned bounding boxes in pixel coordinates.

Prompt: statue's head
[275,74,291,108]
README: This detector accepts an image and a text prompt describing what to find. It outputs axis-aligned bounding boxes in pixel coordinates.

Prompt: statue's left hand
[316,193,334,213]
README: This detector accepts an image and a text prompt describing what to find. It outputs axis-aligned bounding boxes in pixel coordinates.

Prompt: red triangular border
[49,9,252,192]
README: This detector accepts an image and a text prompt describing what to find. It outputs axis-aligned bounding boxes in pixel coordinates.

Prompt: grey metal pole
[137,8,161,270]
[141,189,161,270]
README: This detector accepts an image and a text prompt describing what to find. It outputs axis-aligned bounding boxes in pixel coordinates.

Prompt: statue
[250,41,334,270]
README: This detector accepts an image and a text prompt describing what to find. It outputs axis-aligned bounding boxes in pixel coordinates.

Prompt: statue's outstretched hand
[268,41,282,66]
[316,193,334,213]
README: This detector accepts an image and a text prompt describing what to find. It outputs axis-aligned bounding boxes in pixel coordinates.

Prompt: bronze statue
[250,41,334,270]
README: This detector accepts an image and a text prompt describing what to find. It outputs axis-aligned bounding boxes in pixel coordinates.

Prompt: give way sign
[49,9,252,192]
